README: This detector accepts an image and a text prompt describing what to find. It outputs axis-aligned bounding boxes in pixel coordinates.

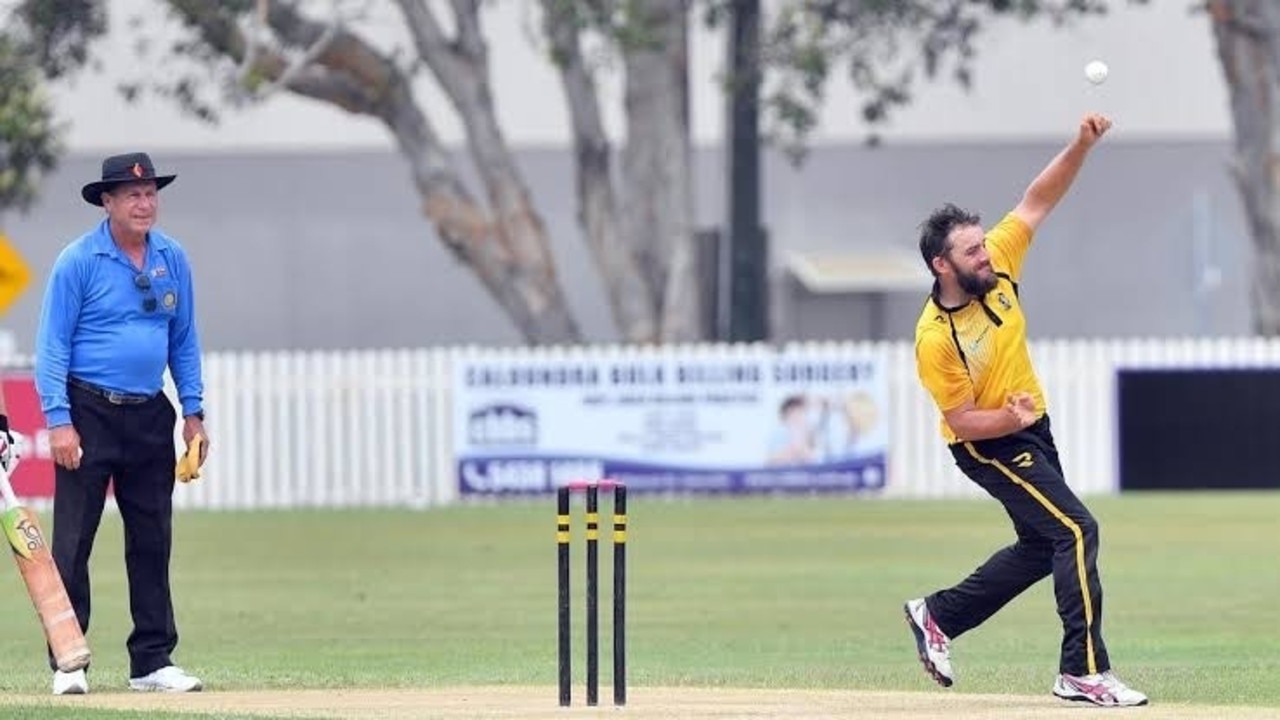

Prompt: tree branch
[1207,0,1270,39]
[234,0,267,93]
[542,2,607,146]
[167,3,346,113]
[449,0,486,60]
[394,0,467,86]
[237,0,341,100]
[264,1,400,109]
[541,0,657,341]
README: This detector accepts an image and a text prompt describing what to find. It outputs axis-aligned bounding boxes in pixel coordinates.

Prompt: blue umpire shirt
[35,219,204,428]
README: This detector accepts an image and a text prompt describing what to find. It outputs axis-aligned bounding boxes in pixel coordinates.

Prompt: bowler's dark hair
[919,203,981,276]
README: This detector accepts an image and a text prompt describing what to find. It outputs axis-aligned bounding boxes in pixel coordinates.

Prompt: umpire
[35,152,208,695]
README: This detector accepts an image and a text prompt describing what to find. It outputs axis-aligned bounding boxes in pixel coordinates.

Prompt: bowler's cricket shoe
[52,669,88,695]
[129,665,203,693]
[1054,671,1149,707]
[904,598,953,687]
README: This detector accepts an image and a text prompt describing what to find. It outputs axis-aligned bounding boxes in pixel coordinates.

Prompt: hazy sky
[46,0,1231,154]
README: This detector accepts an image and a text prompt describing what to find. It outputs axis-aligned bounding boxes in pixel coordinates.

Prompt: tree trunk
[379,72,581,344]
[621,0,701,341]
[171,0,581,344]
[1208,0,1280,334]
[396,0,580,343]
[542,1,660,343]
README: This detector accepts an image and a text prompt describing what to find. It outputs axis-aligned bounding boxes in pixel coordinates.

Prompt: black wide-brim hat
[81,152,177,206]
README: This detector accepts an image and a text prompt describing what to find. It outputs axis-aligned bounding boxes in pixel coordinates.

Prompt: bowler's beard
[956,266,998,297]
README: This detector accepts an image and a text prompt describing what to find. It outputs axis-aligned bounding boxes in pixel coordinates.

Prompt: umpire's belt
[68,377,155,405]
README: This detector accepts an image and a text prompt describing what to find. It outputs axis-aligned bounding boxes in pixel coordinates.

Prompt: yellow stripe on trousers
[963,443,1097,675]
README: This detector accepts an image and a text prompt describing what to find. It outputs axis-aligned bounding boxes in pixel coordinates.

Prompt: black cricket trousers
[50,381,179,678]
[924,415,1111,677]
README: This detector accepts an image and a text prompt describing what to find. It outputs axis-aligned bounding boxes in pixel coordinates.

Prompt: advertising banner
[453,348,889,495]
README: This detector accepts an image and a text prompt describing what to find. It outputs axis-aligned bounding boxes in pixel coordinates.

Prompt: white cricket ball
[1084,60,1109,85]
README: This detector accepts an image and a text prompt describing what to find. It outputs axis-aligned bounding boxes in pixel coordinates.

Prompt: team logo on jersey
[996,292,1012,311]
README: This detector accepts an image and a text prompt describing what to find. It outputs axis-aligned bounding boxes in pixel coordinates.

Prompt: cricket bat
[0,460,91,672]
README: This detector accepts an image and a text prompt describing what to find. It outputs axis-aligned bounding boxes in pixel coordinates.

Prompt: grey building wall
[0,139,1249,353]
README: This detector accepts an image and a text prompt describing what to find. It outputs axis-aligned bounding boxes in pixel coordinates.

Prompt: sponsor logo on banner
[468,403,538,446]
[452,348,890,496]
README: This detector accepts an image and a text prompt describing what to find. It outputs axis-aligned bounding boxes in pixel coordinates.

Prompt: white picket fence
[172,350,449,510]
[142,337,1280,510]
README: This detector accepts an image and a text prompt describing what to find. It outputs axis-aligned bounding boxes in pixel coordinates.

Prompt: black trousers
[50,382,179,678]
[925,416,1111,677]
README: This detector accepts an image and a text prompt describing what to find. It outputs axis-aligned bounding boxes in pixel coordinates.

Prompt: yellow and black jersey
[914,213,1045,444]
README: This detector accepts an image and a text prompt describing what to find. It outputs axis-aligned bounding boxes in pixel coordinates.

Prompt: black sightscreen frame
[1117,368,1280,490]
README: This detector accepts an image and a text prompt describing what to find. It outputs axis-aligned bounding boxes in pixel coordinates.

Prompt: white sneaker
[1054,671,1149,707]
[128,665,203,693]
[52,669,88,695]
[904,598,954,687]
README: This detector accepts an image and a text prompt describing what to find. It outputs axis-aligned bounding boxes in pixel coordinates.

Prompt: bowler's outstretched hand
[1079,114,1111,147]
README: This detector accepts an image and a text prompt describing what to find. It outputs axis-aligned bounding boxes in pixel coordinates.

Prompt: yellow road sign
[0,233,31,316]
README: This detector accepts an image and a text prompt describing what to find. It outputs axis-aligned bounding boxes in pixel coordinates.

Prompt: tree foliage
[0,0,105,213]
[724,0,1146,160]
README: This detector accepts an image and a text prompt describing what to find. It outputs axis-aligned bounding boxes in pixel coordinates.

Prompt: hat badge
[131,163,144,178]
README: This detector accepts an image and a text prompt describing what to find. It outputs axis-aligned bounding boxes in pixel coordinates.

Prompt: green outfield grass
[0,490,1276,719]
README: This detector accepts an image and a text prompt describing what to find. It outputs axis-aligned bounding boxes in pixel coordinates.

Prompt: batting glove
[0,415,15,473]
